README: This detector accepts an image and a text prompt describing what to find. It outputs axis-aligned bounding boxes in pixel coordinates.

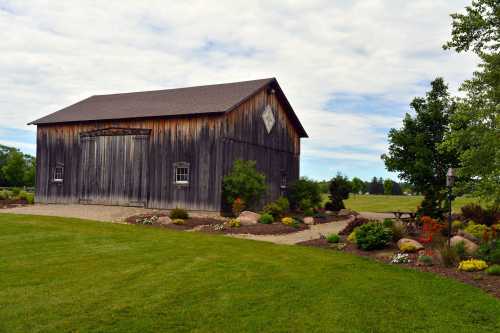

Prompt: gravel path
[0,204,219,222]
[358,212,395,220]
[228,217,352,245]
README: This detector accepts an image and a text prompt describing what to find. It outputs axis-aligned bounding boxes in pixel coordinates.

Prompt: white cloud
[0,0,477,176]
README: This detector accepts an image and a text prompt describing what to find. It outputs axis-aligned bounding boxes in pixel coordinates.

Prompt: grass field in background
[321,194,479,213]
[1,213,498,332]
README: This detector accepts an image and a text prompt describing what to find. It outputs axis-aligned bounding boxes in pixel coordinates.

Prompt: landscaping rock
[450,236,479,255]
[457,230,480,244]
[338,209,359,216]
[237,211,260,225]
[303,217,314,225]
[157,216,172,225]
[397,238,424,251]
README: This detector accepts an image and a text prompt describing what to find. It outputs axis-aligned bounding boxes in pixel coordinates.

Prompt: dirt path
[228,217,352,245]
[0,204,219,222]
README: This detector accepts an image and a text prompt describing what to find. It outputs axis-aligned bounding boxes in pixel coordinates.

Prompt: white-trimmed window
[174,162,189,185]
[53,165,64,182]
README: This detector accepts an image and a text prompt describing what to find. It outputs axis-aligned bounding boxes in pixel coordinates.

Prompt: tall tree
[382,78,459,217]
[2,150,26,187]
[442,0,499,205]
[350,177,366,194]
[383,179,393,195]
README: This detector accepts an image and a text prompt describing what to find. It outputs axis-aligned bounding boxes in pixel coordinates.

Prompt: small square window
[53,166,64,182]
[174,162,189,185]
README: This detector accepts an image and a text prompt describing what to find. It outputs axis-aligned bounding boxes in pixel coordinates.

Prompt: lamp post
[446,167,455,247]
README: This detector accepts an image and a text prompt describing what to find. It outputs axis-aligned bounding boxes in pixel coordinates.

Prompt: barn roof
[29,78,308,137]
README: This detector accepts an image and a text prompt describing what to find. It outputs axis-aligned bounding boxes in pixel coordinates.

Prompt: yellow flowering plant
[458,259,488,272]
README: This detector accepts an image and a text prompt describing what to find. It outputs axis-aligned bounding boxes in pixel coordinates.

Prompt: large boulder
[450,236,479,255]
[157,216,172,225]
[457,230,480,244]
[237,211,260,226]
[397,238,424,252]
[303,217,314,225]
[338,209,359,216]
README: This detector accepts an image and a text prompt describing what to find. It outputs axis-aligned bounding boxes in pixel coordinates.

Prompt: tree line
[0,144,36,187]
[317,176,414,196]
[382,0,498,217]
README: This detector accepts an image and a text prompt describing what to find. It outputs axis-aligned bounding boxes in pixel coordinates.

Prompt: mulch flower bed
[0,199,30,209]
[202,222,309,235]
[126,213,221,231]
[125,213,310,235]
[298,237,500,299]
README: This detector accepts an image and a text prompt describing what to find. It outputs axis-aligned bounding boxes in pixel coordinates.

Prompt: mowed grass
[1,214,499,332]
[321,194,480,213]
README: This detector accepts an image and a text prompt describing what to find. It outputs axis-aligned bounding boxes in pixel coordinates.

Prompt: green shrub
[222,160,266,209]
[485,264,500,276]
[382,218,394,228]
[464,222,489,239]
[259,213,274,224]
[18,190,34,204]
[324,173,351,211]
[172,219,185,225]
[326,234,340,244]
[0,190,11,200]
[418,255,433,266]
[355,222,392,250]
[476,240,500,264]
[227,218,240,228]
[10,187,21,196]
[262,197,289,219]
[170,208,189,220]
[287,177,321,211]
[303,208,314,217]
[275,196,290,212]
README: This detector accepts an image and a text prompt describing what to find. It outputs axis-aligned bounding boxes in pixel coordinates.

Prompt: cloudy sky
[0,0,477,181]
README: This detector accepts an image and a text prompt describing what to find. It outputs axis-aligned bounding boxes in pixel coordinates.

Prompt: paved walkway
[0,204,220,222]
[229,217,352,245]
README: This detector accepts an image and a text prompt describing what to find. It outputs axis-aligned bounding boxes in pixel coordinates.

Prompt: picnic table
[390,211,417,220]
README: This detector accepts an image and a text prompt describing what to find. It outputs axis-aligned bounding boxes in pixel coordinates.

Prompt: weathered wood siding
[221,87,301,205]
[35,83,303,211]
[35,115,225,210]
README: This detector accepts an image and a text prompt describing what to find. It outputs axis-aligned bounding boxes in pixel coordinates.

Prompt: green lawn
[321,194,479,213]
[1,214,498,332]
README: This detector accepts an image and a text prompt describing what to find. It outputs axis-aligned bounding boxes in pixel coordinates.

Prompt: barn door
[79,133,149,206]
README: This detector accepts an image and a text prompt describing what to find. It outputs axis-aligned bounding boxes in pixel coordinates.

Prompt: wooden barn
[30,78,308,211]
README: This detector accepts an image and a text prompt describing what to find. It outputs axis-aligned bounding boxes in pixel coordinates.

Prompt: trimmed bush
[222,160,266,209]
[18,190,34,204]
[476,240,500,264]
[324,173,351,211]
[382,218,394,228]
[287,177,321,211]
[170,208,189,220]
[326,234,340,243]
[262,197,289,219]
[418,255,433,266]
[259,213,274,224]
[355,222,392,250]
[303,208,314,217]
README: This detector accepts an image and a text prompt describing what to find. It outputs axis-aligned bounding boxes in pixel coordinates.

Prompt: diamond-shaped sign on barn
[262,105,275,133]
